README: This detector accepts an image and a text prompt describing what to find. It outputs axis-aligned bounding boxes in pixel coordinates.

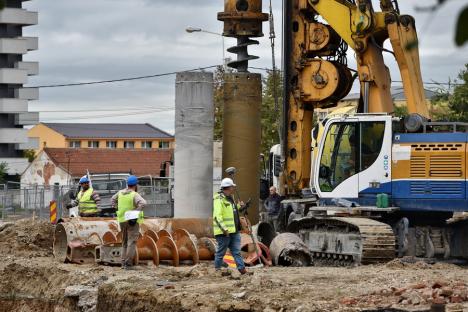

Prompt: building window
[69,141,81,148]
[159,141,170,149]
[142,141,152,149]
[106,141,117,149]
[88,141,99,148]
[124,141,135,149]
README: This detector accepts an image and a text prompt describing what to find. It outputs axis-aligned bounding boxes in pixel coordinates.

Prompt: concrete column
[222,72,262,224]
[174,72,214,218]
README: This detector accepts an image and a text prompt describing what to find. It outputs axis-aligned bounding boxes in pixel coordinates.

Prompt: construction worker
[213,178,247,275]
[264,186,283,230]
[264,186,283,216]
[72,175,101,217]
[111,175,146,270]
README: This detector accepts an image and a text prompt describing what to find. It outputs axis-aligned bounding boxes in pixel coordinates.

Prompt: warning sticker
[392,144,411,162]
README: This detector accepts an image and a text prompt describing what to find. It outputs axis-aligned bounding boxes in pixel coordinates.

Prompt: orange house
[28,123,174,154]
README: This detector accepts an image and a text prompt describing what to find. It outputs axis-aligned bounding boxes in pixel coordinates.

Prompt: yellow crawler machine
[259,0,468,265]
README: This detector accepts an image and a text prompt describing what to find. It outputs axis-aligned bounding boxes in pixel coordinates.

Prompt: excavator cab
[313,114,393,202]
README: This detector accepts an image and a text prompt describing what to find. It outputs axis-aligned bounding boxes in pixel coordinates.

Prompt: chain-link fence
[0,178,174,222]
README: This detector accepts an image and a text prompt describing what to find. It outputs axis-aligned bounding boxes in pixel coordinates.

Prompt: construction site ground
[1,219,468,312]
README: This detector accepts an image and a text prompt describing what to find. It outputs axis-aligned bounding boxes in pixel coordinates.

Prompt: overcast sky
[23,0,467,133]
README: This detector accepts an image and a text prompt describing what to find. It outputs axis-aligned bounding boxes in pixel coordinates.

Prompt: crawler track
[288,217,396,266]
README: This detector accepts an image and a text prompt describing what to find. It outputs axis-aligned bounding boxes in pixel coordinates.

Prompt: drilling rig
[223,0,468,265]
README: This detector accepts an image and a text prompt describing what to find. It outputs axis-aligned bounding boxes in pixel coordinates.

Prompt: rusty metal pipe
[157,235,179,266]
[54,218,213,263]
[222,73,262,224]
[54,219,119,263]
[173,229,199,265]
[197,237,217,261]
[140,218,213,238]
[136,234,159,266]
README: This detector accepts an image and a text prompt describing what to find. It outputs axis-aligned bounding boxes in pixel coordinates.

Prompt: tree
[23,149,36,163]
[213,66,225,141]
[393,105,408,118]
[447,64,468,121]
[0,162,7,184]
[261,70,283,156]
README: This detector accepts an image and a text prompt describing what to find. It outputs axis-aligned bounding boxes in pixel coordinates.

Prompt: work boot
[238,268,248,275]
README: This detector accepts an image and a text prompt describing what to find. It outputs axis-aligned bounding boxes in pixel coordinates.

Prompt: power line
[27,65,219,88]
[39,108,175,122]
[35,106,173,113]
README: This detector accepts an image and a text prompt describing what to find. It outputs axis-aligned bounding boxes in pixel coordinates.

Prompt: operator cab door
[314,116,392,200]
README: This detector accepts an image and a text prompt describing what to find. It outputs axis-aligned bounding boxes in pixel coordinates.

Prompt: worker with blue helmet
[111,175,147,269]
[72,175,101,217]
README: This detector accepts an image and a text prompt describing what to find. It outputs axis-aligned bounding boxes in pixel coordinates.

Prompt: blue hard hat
[127,175,138,186]
[79,175,89,184]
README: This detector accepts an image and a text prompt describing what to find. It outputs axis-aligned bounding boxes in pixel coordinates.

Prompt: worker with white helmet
[71,175,101,217]
[213,177,247,275]
[111,175,147,270]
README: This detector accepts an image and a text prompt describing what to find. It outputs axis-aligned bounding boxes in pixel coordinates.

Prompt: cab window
[318,121,385,192]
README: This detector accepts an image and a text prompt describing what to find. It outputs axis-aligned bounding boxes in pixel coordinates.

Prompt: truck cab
[313,113,468,215]
[314,114,392,203]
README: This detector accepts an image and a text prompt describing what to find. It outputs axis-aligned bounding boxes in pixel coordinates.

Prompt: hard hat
[127,175,138,186]
[79,175,89,184]
[221,178,236,188]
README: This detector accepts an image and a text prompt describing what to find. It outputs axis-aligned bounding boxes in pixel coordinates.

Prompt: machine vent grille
[412,143,463,151]
[410,181,464,196]
[410,181,426,194]
[410,156,426,178]
[429,155,463,177]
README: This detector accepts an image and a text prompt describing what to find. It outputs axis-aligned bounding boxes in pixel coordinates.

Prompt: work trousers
[120,221,140,266]
[214,232,245,271]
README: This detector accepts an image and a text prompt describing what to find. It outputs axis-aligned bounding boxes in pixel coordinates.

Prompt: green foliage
[0,0,5,11]
[393,105,408,118]
[429,89,451,121]
[23,149,36,163]
[0,162,7,184]
[213,66,225,141]
[421,64,468,122]
[261,70,283,156]
[446,64,468,120]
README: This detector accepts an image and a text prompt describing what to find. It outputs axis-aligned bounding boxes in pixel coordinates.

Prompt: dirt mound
[386,258,433,269]
[0,218,54,257]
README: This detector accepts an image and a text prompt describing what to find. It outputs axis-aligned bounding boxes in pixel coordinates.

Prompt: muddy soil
[1,219,468,312]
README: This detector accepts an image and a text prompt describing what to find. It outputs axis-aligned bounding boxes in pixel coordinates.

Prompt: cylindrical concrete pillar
[174,71,214,218]
[222,72,262,224]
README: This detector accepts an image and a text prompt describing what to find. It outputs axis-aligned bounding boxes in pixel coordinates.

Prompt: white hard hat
[221,178,236,188]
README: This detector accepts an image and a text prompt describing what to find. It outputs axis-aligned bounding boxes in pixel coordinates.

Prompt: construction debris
[2,219,468,311]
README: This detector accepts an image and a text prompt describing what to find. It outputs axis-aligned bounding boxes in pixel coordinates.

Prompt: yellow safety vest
[212,192,238,236]
[78,188,98,214]
[116,191,144,224]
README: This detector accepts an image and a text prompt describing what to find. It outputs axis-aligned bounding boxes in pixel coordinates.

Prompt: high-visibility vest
[77,188,98,214]
[116,191,144,224]
[213,192,238,236]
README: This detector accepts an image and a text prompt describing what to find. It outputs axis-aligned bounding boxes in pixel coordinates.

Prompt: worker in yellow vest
[72,175,101,217]
[111,175,146,270]
[213,178,247,275]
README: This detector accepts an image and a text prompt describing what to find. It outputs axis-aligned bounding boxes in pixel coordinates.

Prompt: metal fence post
[53,183,60,220]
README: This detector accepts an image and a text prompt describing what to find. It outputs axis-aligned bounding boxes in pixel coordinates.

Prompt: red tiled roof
[43,148,173,177]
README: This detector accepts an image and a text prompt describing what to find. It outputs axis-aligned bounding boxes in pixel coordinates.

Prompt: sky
[22,0,468,134]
